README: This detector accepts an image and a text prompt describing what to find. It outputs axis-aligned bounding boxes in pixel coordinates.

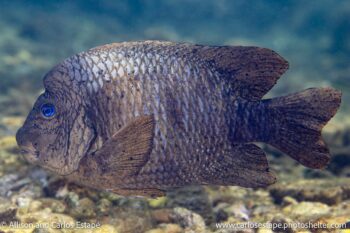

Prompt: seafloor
[0,1,350,233]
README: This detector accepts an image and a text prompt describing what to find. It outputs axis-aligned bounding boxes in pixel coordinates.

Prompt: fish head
[16,64,96,175]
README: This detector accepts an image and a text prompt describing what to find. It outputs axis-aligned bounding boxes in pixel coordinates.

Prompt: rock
[269,179,350,205]
[145,229,164,233]
[211,186,273,210]
[70,197,96,219]
[166,186,214,224]
[214,227,254,233]
[38,198,66,213]
[29,169,48,187]
[223,203,250,221]
[0,226,36,233]
[101,206,153,233]
[14,195,32,215]
[281,196,298,206]
[170,207,206,233]
[213,202,229,222]
[49,178,99,201]
[0,197,18,223]
[160,223,183,233]
[211,186,249,205]
[97,198,112,215]
[331,200,350,217]
[250,204,279,222]
[0,162,44,198]
[47,179,69,198]
[0,174,19,196]
[312,216,349,232]
[282,202,330,221]
[32,228,60,233]
[114,215,152,233]
[151,209,173,223]
[18,209,76,227]
[63,191,80,207]
[0,171,32,196]
[145,224,183,233]
[0,136,17,150]
[100,191,123,204]
[148,196,167,208]
[92,224,119,233]
[122,197,149,210]
[28,200,42,212]
[256,229,274,233]
[270,214,296,233]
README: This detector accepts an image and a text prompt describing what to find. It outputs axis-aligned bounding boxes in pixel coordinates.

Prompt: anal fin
[202,144,276,188]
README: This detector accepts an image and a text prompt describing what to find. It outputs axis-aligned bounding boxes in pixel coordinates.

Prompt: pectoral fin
[92,115,155,177]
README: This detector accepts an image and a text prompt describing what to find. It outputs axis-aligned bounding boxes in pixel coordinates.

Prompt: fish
[16,41,342,197]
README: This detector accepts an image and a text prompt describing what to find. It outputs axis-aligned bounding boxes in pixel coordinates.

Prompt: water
[0,1,349,232]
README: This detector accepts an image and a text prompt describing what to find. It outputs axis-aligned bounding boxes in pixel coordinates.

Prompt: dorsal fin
[89,41,288,100]
[192,45,289,100]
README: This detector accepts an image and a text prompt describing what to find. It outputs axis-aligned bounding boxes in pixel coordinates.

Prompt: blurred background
[0,0,349,114]
[0,1,349,232]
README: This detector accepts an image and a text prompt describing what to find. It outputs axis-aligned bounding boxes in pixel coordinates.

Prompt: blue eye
[41,103,56,118]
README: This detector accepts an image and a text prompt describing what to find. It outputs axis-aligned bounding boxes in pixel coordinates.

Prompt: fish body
[16,41,342,197]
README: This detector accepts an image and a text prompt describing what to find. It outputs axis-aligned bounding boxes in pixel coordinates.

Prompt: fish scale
[67,43,229,187]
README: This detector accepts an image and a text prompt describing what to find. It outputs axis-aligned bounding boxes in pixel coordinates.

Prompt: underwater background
[0,0,349,232]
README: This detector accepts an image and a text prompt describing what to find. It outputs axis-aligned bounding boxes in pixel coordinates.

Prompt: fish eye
[40,103,56,118]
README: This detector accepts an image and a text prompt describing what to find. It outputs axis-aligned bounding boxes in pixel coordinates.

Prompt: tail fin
[265,87,342,168]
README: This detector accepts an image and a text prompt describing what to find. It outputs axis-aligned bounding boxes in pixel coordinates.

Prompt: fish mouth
[20,146,37,155]
[18,145,40,163]
[18,145,76,176]
[20,149,75,176]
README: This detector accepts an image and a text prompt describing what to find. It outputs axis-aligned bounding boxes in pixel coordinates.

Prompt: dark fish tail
[231,87,342,168]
